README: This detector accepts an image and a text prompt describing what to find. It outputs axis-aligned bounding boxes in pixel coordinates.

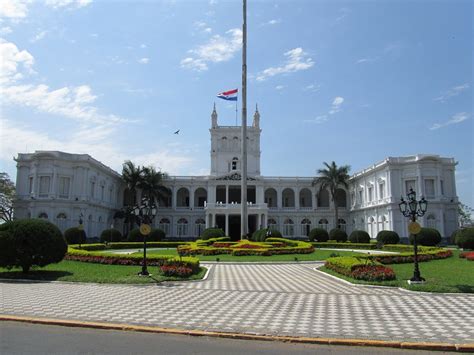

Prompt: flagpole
[235,100,238,126]
[240,0,248,239]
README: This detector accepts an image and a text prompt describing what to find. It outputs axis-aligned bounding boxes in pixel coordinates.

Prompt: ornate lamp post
[399,188,428,283]
[132,197,157,276]
[265,228,272,239]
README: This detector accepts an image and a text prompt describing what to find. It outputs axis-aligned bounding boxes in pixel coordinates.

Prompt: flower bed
[70,241,191,252]
[177,238,314,256]
[312,242,378,250]
[371,249,452,264]
[324,256,395,281]
[460,251,474,261]
[65,246,200,273]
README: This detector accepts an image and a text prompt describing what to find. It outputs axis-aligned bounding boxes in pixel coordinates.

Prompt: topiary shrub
[450,229,461,245]
[329,228,348,242]
[0,219,67,273]
[409,227,441,246]
[200,228,225,240]
[251,228,282,242]
[148,228,165,241]
[100,228,122,243]
[64,227,87,245]
[455,227,474,250]
[309,228,329,242]
[349,230,370,243]
[376,230,400,245]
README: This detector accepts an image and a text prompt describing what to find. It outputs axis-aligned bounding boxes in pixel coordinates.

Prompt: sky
[0,0,472,206]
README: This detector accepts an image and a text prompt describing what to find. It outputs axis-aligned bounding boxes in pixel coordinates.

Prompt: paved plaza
[1,263,474,345]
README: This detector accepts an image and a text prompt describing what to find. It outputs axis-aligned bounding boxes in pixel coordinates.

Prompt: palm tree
[122,160,142,206]
[138,166,171,207]
[313,161,351,229]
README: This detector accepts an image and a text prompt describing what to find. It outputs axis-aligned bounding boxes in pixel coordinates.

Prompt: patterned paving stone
[1,263,473,344]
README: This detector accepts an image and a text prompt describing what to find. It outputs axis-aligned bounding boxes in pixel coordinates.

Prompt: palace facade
[13,106,459,241]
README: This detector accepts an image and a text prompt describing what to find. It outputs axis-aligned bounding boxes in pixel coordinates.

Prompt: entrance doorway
[229,215,240,240]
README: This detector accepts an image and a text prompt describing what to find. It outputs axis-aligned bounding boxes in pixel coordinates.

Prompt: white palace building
[13,106,459,241]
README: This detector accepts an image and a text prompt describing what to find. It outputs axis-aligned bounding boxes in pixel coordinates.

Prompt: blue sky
[0,0,472,206]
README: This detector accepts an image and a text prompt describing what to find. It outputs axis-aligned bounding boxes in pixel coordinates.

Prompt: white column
[225,214,229,235]
[212,213,216,227]
[277,187,282,209]
[226,185,229,203]
[190,187,195,209]
[172,186,177,209]
[51,166,58,198]
[256,213,261,230]
[295,187,300,210]
[312,190,317,210]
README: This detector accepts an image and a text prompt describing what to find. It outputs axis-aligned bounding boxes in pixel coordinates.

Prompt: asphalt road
[0,321,456,355]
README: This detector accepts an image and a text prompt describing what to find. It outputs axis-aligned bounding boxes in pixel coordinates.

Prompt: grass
[320,249,474,293]
[128,248,363,261]
[0,260,207,284]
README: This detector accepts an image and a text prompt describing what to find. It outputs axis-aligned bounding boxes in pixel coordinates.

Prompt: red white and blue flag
[217,88,238,101]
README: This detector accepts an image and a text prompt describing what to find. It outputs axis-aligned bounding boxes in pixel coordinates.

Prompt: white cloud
[181,28,242,72]
[434,83,470,103]
[329,96,344,114]
[429,112,470,130]
[275,85,284,90]
[356,56,379,64]
[0,0,30,19]
[45,0,92,9]
[256,47,314,81]
[304,115,328,124]
[140,43,146,48]
[0,26,12,35]
[335,8,350,23]
[261,19,281,26]
[30,30,48,43]
[90,33,98,38]
[138,57,149,64]
[304,83,320,92]
[0,38,34,84]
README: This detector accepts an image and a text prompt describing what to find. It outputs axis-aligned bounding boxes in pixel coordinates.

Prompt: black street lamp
[399,188,428,283]
[132,197,157,276]
[266,227,272,239]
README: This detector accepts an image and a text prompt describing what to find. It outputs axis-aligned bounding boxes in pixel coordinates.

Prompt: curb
[1,315,473,352]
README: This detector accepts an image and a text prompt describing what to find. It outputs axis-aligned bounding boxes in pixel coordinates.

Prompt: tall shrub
[127,228,165,242]
[349,230,370,243]
[64,227,87,245]
[0,219,67,273]
[308,228,329,242]
[329,228,347,242]
[200,228,225,240]
[376,230,400,245]
[409,227,441,246]
[100,229,123,243]
[455,227,474,249]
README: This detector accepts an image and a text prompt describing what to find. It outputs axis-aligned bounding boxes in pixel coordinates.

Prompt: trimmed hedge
[455,227,474,249]
[64,227,87,245]
[409,228,441,246]
[251,228,282,242]
[329,228,347,242]
[0,219,67,273]
[312,242,377,250]
[325,256,395,281]
[100,229,122,243]
[349,230,370,244]
[376,230,400,245]
[309,228,329,242]
[70,241,191,251]
[200,228,225,240]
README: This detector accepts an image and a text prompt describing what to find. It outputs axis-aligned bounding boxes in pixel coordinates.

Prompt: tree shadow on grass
[0,270,73,282]
[455,284,474,293]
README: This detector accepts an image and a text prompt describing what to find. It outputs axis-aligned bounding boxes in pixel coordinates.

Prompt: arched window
[56,213,67,232]
[301,218,311,236]
[38,212,48,219]
[426,214,437,229]
[195,218,206,236]
[335,189,347,208]
[282,188,295,208]
[177,187,190,207]
[338,218,346,231]
[194,188,207,208]
[283,218,294,237]
[264,188,277,208]
[368,217,375,238]
[318,218,329,231]
[318,189,330,208]
[267,218,277,230]
[159,218,170,235]
[177,218,188,237]
[299,188,312,208]
[232,157,238,171]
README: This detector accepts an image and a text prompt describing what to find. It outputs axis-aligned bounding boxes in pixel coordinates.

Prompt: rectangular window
[58,177,70,199]
[90,181,95,198]
[358,190,363,203]
[368,186,373,201]
[28,177,33,194]
[101,185,105,201]
[440,180,444,196]
[405,180,416,194]
[39,176,50,197]
[379,183,384,199]
[424,179,435,199]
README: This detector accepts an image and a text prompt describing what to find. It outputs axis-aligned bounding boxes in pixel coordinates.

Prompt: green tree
[313,161,351,230]
[0,172,15,223]
[138,166,170,206]
[458,202,473,227]
[121,160,142,206]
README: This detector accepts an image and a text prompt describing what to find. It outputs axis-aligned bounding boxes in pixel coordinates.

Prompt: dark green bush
[100,229,122,243]
[450,229,461,245]
[308,228,329,242]
[455,227,474,249]
[127,228,166,242]
[376,230,400,245]
[0,219,67,273]
[64,227,87,245]
[200,228,225,240]
[329,228,347,242]
[409,227,441,246]
[251,228,282,242]
[349,230,370,243]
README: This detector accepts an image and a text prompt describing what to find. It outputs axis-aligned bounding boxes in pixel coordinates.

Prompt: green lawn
[130,248,363,262]
[0,260,207,284]
[320,250,474,293]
